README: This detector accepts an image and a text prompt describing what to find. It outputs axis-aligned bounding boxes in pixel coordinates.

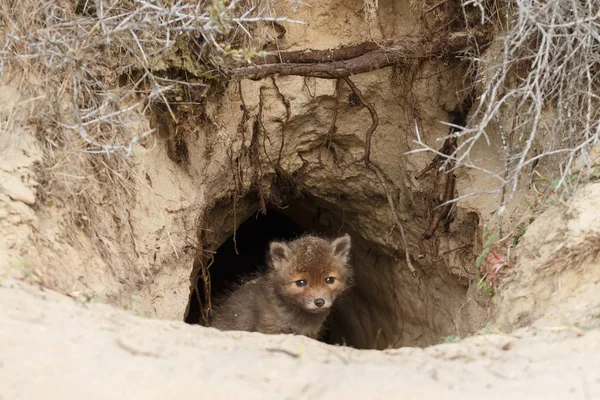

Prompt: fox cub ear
[269,241,292,269]
[330,234,351,264]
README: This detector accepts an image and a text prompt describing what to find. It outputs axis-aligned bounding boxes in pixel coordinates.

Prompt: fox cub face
[268,234,353,313]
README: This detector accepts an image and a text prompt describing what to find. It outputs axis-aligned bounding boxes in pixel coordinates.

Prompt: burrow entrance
[184,193,490,350]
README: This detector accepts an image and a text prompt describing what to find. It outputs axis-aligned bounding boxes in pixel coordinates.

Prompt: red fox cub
[211,234,353,339]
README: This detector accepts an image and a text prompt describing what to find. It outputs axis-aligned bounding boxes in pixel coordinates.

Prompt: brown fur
[211,234,353,339]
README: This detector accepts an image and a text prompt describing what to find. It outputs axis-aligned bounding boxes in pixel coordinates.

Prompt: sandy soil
[1,277,599,400]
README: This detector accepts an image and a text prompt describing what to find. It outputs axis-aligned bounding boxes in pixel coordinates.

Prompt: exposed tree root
[257,41,385,65]
[372,164,417,277]
[233,29,490,79]
[417,94,475,258]
[342,77,378,167]
[415,138,457,180]
[417,147,456,258]
[342,76,416,276]
[189,218,217,326]
[226,29,489,276]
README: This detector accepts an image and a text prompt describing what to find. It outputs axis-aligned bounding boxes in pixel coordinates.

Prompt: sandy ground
[1,278,599,400]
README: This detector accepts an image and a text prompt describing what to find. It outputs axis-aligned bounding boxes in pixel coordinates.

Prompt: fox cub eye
[295,279,307,287]
[325,277,335,284]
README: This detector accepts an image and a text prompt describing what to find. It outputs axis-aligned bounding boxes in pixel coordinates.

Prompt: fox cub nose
[314,298,325,307]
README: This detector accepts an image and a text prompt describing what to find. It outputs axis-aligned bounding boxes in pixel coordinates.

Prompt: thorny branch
[411,0,600,212]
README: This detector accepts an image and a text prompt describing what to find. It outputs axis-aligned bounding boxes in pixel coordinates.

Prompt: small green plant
[591,165,600,180]
[439,335,461,344]
[475,322,504,335]
[476,231,499,268]
[512,223,527,248]
[124,293,148,317]
[0,256,32,285]
[545,192,569,205]
[476,277,493,296]
[69,291,98,303]
[534,168,600,206]
[83,292,95,303]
